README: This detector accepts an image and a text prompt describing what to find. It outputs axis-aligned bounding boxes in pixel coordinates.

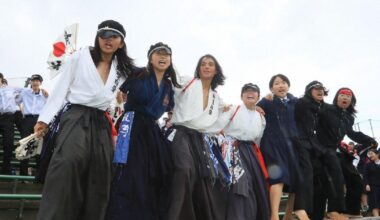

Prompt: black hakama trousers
[106,113,172,220]
[226,141,270,220]
[340,159,364,215]
[293,146,315,214]
[167,125,227,220]
[37,105,113,220]
[312,149,345,220]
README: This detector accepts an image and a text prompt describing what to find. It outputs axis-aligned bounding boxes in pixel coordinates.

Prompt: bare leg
[372,208,379,217]
[283,193,294,220]
[293,209,310,220]
[325,211,348,220]
[361,193,368,212]
[361,193,368,206]
[270,183,283,220]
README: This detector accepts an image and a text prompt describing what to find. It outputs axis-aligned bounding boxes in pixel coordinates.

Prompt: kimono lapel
[85,48,118,90]
[147,73,167,109]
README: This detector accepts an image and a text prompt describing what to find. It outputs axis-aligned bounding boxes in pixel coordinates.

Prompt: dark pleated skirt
[226,141,270,220]
[106,113,172,220]
[260,136,301,192]
[368,185,380,210]
[167,125,227,220]
[37,104,113,220]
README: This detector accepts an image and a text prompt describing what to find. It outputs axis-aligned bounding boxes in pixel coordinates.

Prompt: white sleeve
[204,105,235,134]
[14,88,25,105]
[178,74,193,85]
[173,75,194,97]
[254,113,266,146]
[38,55,77,124]
[218,95,226,110]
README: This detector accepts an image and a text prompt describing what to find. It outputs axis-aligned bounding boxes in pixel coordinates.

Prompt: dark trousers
[37,105,113,220]
[106,114,172,220]
[167,126,227,220]
[20,116,39,175]
[226,142,270,220]
[14,110,23,133]
[0,113,15,174]
[341,161,364,215]
[294,147,314,215]
[312,149,345,220]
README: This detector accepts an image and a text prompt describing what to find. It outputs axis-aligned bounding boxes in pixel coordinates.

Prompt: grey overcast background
[1,0,379,140]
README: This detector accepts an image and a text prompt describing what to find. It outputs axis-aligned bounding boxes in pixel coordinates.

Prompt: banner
[113,112,135,164]
[47,23,78,79]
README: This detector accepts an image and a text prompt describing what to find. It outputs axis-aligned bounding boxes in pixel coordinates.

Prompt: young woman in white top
[167,54,227,220]
[217,83,270,220]
[34,20,134,220]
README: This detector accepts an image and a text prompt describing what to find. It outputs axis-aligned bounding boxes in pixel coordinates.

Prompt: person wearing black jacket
[364,149,380,217]
[338,141,376,217]
[314,87,377,220]
[294,81,328,219]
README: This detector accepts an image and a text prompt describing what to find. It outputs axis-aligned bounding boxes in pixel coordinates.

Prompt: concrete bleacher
[0,175,42,219]
[0,128,42,219]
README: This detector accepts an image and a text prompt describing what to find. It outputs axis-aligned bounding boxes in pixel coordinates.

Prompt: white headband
[148,46,171,58]
[307,83,323,91]
[97,26,125,38]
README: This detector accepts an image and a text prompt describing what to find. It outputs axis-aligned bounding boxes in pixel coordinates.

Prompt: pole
[369,119,375,138]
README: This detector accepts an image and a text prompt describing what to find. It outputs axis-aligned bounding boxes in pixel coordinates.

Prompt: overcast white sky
[1,0,379,139]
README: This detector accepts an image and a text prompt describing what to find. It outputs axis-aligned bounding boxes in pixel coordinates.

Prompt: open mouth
[159,60,166,65]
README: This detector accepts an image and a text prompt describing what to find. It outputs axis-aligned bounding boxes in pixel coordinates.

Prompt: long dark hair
[147,63,181,88]
[194,54,225,90]
[91,37,135,79]
[147,43,181,88]
[333,87,357,115]
[304,80,329,100]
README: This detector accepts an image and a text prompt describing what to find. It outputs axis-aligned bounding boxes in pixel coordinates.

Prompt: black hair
[269,73,290,89]
[0,72,3,79]
[368,148,379,155]
[147,42,171,58]
[90,20,134,79]
[304,80,329,100]
[194,54,225,90]
[333,87,357,116]
[241,83,260,97]
[147,42,181,88]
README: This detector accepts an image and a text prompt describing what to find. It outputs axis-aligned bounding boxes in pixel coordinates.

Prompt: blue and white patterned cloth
[203,134,233,186]
[216,134,245,184]
[113,111,135,164]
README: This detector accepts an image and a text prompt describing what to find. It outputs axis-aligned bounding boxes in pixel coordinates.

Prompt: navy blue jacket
[120,68,174,120]
[258,93,299,141]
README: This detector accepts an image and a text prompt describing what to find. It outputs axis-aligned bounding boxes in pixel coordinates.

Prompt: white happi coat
[171,77,224,132]
[39,47,124,124]
[223,104,266,145]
